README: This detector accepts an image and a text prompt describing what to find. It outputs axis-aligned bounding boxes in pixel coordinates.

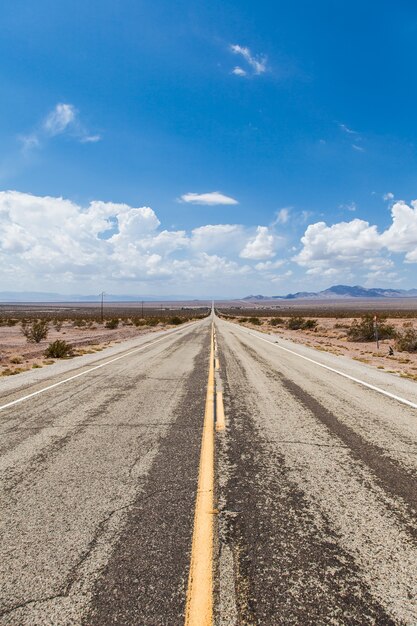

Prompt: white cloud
[295,198,417,277]
[339,124,365,153]
[191,224,244,254]
[383,192,394,201]
[295,218,381,276]
[339,202,357,212]
[0,191,267,294]
[19,133,40,152]
[180,191,238,206]
[240,226,276,259]
[254,260,285,271]
[229,44,267,76]
[276,208,290,224]
[232,66,247,77]
[271,270,293,283]
[19,103,101,151]
[3,190,417,296]
[43,103,76,136]
[339,123,358,135]
[380,200,417,262]
[81,134,102,143]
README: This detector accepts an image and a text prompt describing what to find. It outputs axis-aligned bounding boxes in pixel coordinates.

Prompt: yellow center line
[215,390,225,432]
[185,322,215,626]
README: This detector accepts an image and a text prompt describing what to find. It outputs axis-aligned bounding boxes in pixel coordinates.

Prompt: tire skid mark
[240,339,417,541]
[85,330,210,625]
[1,332,200,494]
[217,331,396,625]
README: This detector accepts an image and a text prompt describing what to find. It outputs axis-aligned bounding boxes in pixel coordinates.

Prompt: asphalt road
[1,315,416,625]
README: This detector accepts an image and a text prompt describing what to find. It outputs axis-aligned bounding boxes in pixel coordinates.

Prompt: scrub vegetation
[0,305,209,376]
[217,306,417,380]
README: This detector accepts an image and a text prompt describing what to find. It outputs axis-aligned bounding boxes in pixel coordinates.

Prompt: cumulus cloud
[380,200,417,262]
[4,189,417,295]
[191,224,244,254]
[254,260,285,271]
[295,218,381,275]
[179,191,238,205]
[229,44,267,76]
[295,198,417,279]
[0,190,276,293]
[240,226,276,259]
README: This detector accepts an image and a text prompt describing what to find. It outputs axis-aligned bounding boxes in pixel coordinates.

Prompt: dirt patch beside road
[0,321,170,375]
[227,316,417,382]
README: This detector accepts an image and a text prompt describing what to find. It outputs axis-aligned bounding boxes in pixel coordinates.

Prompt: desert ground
[217,302,417,382]
[0,303,209,375]
[2,299,417,382]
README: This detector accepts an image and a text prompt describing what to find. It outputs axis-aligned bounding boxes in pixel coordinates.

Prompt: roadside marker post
[373,315,380,350]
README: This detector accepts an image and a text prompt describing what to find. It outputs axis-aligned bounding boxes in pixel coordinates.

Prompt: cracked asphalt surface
[0,321,209,625]
[216,318,417,626]
[1,315,416,625]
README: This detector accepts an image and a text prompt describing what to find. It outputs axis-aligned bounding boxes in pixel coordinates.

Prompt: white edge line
[230,322,417,410]
[0,321,198,412]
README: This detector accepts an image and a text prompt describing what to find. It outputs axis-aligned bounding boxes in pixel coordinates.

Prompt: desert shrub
[22,319,49,343]
[6,318,18,327]
[169,316,183,325]
[248,317,262,325]
[105,318,119,329]
[238,318,248,324]
[53,319,63,331]
[2,368,19,376]
[287,316,305,330]
[286,316,317,331]
[303,319,318,330]
[73,319,86,328]
[133,318,147,326]
[347,315,396,342]
[10,356,23,364]
[395,327,417,352]
[147,318,159,326]
[44,340,73,358]
[270,317,284,326]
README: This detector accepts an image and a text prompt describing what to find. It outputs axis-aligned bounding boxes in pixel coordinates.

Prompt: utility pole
[100,291,105,323]
[373,314,379,350]
[141,300,144,318]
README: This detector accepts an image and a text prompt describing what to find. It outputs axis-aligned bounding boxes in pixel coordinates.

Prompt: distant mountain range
[244,284,417,301]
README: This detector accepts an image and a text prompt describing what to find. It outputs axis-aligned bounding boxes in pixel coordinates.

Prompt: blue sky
[1,0,417,297]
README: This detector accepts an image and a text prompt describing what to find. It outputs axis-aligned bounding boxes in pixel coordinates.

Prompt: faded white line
[0,322,198,412]
[232,323,417,410]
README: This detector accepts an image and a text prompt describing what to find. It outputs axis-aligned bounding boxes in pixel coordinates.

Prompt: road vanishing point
[0,312,416,625]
